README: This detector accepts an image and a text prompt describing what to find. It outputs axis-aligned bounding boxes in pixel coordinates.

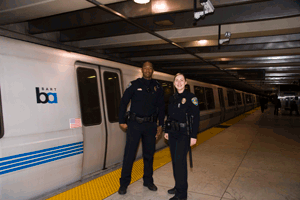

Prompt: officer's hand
[190,138,197,146]
[164,133,169,140]
[156,126,162,139]
[119,124,128,132]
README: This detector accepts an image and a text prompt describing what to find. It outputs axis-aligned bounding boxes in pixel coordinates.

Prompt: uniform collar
[176,89,188,97]
[141,77,153,86]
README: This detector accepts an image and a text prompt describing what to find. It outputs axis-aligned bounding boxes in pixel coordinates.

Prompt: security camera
[219,38,229,45]
[224,32,231,38]
[219,32,231,45]
[194,0,215,20]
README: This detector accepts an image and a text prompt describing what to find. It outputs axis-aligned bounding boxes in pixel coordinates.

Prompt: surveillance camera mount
[193,0,215,25]
[218,25,231,49]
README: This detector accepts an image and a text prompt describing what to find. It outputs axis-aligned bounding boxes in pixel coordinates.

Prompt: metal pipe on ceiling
[86,0,262,94]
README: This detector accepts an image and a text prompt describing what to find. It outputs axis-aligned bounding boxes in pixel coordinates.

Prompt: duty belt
[165,120,187,131]
[129,113,157,123]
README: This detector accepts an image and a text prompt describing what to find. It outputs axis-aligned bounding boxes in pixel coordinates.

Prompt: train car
[0,36,258,200]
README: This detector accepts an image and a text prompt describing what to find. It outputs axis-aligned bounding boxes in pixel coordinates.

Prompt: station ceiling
[1,0,300,95]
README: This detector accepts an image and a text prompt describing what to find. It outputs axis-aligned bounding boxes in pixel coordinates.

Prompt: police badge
[181,98,186,104]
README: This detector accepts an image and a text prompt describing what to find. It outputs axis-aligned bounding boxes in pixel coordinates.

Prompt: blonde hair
[173,73,186,82]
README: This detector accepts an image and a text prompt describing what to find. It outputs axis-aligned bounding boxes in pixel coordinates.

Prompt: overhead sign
[237,70,265,80]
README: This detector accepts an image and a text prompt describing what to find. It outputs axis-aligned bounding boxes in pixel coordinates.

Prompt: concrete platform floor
[104,105,300,200]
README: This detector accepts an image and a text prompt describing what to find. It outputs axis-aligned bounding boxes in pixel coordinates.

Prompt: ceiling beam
[131,48,300,61]
[28,0,280,34]
[118,41,300,58]
[103,33,300,53]
[0,27,139,67]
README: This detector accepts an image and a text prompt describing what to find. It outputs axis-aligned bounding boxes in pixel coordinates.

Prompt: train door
[233,91,238,115]
[99,67,125,168]
[218,88,225,122]
[76,62,107,177]
[242,93,246,112]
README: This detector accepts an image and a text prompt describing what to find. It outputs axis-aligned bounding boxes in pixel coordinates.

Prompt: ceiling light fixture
[134,0,150,4]
[197,40,208,45]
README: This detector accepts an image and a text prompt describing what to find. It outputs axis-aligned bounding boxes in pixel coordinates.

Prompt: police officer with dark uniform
[118,61,165,195]
[164,73,200,200]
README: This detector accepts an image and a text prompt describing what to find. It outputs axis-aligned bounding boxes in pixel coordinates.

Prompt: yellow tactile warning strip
[47,107,260,200]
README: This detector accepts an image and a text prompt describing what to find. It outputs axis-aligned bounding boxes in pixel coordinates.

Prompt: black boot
[168,187,176,194]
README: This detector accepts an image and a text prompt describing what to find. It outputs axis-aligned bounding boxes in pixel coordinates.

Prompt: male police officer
[118,61,165,195]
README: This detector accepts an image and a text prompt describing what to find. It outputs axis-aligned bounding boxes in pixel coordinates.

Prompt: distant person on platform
[260,97,266,113]
[274,97,281,116]
[290,101,299,115]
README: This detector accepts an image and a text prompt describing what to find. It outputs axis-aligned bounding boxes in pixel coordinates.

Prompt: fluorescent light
[134,0,150,4]
[152,1,168,12]
[197,40,207,45]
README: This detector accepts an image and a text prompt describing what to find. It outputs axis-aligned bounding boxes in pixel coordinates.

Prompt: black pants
[169,131,190,199]
[261,104,265,113]
[274,107,279,115]
[120,121,157,187]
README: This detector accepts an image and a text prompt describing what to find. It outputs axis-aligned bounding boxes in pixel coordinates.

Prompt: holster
[165,119,185,132]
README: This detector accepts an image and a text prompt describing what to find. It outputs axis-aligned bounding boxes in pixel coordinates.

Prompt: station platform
[43,105,300,200]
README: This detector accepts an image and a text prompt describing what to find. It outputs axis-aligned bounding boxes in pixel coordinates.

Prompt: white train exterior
[0,36,259,200]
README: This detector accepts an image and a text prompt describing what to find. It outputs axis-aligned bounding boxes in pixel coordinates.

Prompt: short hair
[142,61,153,69]
[174,73,186,81]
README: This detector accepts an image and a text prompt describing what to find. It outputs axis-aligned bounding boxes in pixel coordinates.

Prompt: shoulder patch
[191,97,198,106]
[126,82,132,89]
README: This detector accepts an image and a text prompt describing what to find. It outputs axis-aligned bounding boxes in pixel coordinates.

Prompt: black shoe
[143,183,157,191]
[168,187,176,194]
[118,186,127,195]
[169,196,187,200]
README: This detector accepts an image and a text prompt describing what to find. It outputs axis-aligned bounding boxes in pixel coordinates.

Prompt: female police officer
[164,73,199,200]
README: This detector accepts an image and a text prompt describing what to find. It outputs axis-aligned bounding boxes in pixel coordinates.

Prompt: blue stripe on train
[0,142,83,176]
[0,141,83,162]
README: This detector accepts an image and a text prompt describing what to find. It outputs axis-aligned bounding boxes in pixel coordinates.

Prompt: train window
[185,84,190,92]
[104,72,121,123]
[0,86,4,138]
[77,68,102,126]
[194,86,206,111]
[205,87,215,110]
[227,90,235,106]
[236,93,242,105]
[157,80,174,115]
[246,94,252,104]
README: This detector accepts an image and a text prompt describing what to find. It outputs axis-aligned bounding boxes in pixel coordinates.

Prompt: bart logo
[36,87,58,104]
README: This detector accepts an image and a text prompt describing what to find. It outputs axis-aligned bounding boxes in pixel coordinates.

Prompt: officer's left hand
[156,126,162,139]
[190,138,197,146]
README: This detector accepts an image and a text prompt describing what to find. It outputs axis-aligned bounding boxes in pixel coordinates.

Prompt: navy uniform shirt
[119,77,165,126]
[168,90,200,138]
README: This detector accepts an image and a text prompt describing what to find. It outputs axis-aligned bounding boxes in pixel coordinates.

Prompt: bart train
[0,36,259,200]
